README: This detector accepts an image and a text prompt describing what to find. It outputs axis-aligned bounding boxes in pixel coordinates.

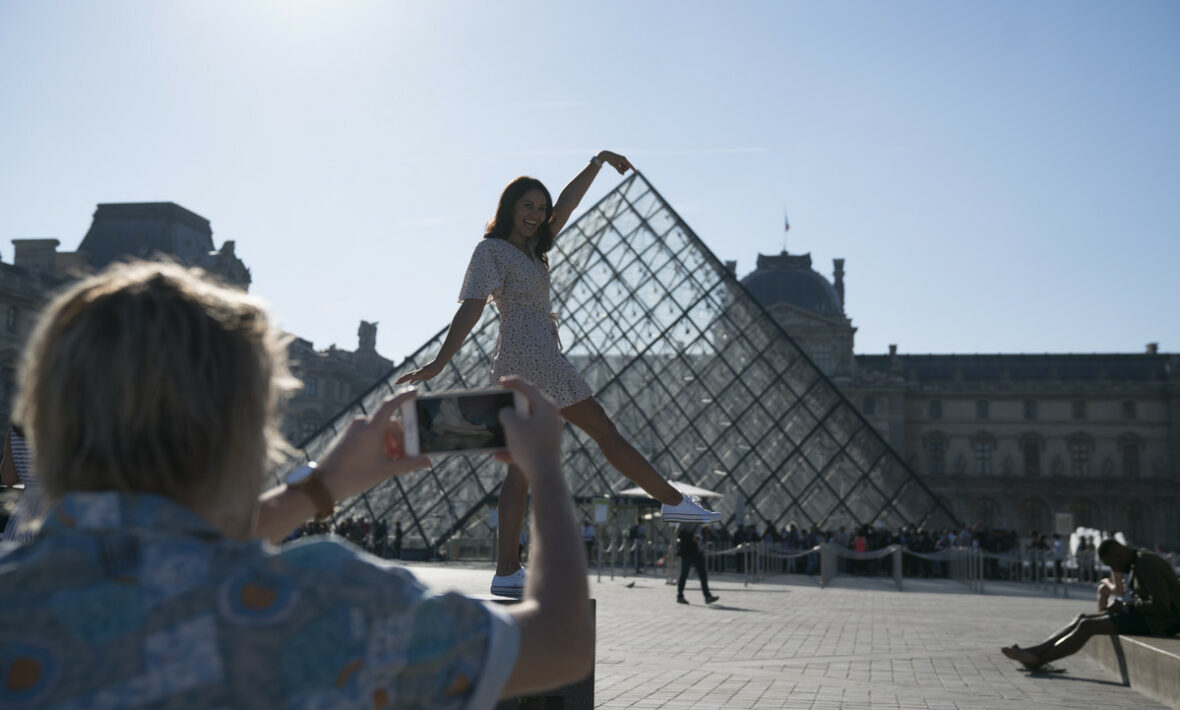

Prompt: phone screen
[414,390,515,454]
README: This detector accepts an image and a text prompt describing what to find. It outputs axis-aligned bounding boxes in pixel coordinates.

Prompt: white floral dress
[459,237,593,408]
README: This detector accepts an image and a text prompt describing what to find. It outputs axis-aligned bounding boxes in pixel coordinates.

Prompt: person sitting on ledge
[1001,538,1180,669]
[0,260,592,708]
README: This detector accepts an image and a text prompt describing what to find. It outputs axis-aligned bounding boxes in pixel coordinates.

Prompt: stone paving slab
[403,562,1168,709]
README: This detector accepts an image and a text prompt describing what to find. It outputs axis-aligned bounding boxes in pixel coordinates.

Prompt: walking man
[676,523,719,605]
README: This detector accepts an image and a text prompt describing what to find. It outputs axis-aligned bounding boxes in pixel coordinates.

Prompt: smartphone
[401,387,528,457]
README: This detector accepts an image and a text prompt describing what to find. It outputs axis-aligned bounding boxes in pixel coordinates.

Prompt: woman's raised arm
[395,298,487,384]
[549,150,633,235]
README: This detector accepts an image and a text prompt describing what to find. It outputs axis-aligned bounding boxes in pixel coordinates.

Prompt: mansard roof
[856,353,1173,383]
[78,202,215,269]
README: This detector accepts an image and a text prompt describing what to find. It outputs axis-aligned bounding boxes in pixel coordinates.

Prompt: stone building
[283,320,393,444]
[0,202,390,440]
[737,249,1180,549]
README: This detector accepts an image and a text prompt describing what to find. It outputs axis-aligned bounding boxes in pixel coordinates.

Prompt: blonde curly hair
[14,260,298,515]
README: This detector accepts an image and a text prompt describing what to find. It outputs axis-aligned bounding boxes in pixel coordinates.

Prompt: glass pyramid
[285,173,958,552]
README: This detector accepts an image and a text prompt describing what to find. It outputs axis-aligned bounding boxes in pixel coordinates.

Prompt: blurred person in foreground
[1001,538,1180,669]
[0,261,592,708]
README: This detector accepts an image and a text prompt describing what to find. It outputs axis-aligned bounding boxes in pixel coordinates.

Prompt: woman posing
[398,151,719,596]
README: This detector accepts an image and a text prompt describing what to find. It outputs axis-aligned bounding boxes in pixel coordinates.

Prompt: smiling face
[511,188,549,240]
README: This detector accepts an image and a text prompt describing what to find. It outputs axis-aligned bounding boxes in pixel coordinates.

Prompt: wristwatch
[285,461,335,522]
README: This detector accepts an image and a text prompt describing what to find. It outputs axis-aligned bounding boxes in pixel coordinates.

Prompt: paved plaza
[406,562,1168,710]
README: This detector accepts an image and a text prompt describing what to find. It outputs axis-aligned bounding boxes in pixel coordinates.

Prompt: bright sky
[2,1,1177,363]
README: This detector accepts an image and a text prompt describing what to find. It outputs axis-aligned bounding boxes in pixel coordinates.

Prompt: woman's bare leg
[1037,616,1117,665]
[1004,611,1110,667]
[495,464,528,576]
[561,398,682,506]
[1024,613,1096,655]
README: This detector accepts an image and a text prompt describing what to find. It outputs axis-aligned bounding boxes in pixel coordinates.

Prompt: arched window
[1019,498,1051,536]
[972,497,1002,529]
[924,432,947,476]
[1118,433,1142,479]
[1124,502,1152,547]
[1067,432,1094,476]
[1066,499,1099,530]
[1020,432,1043,477]
[972,432,995,476]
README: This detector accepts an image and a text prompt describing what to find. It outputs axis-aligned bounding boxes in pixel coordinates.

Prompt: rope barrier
[593,533,1168,599]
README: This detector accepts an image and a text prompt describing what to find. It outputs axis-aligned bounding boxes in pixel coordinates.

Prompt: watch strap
[289,467,335,522]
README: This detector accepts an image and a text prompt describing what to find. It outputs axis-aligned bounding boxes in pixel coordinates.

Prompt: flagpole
[783,208,790,252]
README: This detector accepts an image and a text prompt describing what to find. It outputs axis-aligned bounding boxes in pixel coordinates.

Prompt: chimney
[358,321,378,352]
[12,238,61,275]
[724,260,737,276]
[889,344,897,357]
[833,258,845,311]
[1146,342,1159,355]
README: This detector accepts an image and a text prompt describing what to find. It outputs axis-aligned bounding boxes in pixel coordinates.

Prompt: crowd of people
[288,516,404,559]
[656,520,1171,582]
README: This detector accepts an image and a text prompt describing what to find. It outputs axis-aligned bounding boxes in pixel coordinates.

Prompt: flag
[784,210,790,232]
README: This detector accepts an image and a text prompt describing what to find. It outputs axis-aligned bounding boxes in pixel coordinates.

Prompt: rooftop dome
[740,251,843,316]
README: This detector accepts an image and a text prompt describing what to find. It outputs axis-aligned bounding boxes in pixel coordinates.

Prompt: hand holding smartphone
[401,387,528,457]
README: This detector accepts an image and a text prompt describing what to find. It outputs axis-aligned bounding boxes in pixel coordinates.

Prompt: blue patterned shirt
[0,492,519,709]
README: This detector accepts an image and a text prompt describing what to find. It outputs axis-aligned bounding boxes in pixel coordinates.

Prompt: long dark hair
[484,176,555,267]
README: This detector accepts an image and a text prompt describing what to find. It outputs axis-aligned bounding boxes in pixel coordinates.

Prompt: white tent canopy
[617,481,723,499]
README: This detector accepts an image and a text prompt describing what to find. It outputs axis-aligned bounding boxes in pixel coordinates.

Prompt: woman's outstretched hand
[396,360,444,384]
[597,151,633,175]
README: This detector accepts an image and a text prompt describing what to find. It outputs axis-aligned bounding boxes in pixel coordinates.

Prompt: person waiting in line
[0,261,592,708]
[1051,532,1065,582]
[582,519,596,564]
[630,514,646,573]
[1002,539,1180,669]
[853,526,869,576]
[675,523,719,606]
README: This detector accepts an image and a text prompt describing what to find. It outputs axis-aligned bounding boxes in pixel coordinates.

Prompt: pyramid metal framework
[287,173,958,551]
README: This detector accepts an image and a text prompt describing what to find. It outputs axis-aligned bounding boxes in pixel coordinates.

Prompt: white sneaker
[661,495,721,523]
[490,567,525,598]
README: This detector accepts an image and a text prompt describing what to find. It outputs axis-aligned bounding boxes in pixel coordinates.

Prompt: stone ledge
[1081,634,1180,710]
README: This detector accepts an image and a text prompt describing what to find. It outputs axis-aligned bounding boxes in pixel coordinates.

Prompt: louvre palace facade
[740,250,1178,549]
[0,202,389,445]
